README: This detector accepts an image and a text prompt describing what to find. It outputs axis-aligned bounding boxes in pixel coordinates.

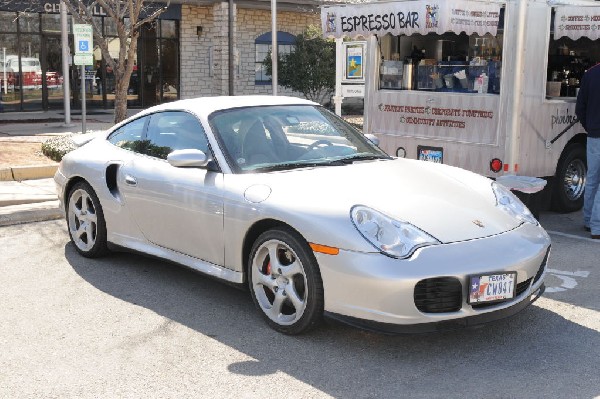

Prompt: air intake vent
[414,277,462,313]
[533,246,550,285]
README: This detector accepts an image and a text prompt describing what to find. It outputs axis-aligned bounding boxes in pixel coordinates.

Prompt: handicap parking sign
[79,40,89,52]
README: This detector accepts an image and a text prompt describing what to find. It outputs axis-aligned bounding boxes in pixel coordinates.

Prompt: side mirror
[167,149,211,168]
[365,134,380,147]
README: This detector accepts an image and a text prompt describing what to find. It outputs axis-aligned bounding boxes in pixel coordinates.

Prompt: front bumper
[326,284,545,334]
[316,222,550,328]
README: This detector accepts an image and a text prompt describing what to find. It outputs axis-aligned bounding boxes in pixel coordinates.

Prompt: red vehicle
[4,56,63,89]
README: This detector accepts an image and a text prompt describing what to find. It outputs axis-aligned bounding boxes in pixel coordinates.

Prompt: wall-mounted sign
[322,0,501,39]
[554,6,600,41]
[343,41,366,83]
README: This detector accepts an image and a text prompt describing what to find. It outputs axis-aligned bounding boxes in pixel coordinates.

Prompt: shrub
[41,135,76,162]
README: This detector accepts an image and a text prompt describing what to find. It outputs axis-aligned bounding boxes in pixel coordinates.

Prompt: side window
[145,111,209,160]
[107,116,148,152]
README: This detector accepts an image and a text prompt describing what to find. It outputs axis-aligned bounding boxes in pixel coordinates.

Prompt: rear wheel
[66,181,109,258]
[248,228,324,334]
[552,143,586,213]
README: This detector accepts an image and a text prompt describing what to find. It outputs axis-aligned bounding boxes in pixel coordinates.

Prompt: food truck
[322,0,600,212]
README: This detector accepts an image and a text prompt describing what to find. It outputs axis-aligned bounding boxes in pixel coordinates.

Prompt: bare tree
[61,0,168,123]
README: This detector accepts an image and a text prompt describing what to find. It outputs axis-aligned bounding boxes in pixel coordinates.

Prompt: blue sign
[79,40,89,52]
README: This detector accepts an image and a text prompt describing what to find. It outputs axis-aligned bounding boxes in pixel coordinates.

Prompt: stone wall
[235,8,320,97]
[180,4,320,99]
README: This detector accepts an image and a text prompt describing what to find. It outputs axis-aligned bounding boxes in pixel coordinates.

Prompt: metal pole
[81,64,86,134]
[3,48,7,94]
[60,1,72,126]
[271,0,277,96]
[228,0,234,96]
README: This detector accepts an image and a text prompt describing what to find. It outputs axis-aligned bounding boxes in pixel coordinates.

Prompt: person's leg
[585,137,600,235]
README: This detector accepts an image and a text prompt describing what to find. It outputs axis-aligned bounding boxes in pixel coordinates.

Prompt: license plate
[468,272,516,304]
[417,146,443,163]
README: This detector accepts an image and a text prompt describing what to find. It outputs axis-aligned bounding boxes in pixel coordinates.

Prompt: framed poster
[342,41,366,83]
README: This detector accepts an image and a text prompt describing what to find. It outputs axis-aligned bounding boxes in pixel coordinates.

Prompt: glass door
[41,35,67,109]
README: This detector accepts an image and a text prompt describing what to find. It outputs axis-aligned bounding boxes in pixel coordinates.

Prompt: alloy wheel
[251,239,308,326]
[68,188,98,252]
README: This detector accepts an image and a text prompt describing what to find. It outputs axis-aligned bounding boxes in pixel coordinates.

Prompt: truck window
[378,7,504,95]
[546,8,600,99]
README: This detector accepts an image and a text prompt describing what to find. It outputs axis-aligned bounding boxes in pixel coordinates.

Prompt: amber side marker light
[309,243,340,255]
[490,158,503,173]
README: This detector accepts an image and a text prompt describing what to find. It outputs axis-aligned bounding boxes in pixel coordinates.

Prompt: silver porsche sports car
[55,96,550,334]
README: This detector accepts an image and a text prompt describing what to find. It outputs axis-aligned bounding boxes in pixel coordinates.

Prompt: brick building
[181,1,321,99]
[0,0,327,112]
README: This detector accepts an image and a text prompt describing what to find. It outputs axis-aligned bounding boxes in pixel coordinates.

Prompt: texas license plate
[468,272,516,304]
[417,146,443,163]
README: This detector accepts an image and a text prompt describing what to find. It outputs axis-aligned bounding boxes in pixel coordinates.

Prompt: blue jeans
[584,136,600,235]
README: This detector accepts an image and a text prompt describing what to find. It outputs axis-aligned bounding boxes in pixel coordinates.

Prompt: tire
[66,181,109,258]
[552,143,586,213]
[248,227,324,334]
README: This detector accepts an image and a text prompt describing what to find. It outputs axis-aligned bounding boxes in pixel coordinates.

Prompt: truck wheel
[552,143,586,213]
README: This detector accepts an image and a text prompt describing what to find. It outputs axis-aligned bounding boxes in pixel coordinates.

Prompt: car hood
[239,158,522,244]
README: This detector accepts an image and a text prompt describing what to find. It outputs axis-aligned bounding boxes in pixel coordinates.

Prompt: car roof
[134,95,318,120]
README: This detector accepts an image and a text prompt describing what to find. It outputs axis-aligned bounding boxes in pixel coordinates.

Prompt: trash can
[496,176,547,220]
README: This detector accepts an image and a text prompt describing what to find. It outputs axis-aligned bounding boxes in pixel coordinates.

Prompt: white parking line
[534,297,600,333]
[545,230,600,243]
[545,268,590,293]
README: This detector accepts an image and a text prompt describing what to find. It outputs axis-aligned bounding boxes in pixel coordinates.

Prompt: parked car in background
[54,96,551,335]
[3,55,62,89]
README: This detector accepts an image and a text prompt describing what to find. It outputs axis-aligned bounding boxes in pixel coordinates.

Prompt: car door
[118,111,225,267]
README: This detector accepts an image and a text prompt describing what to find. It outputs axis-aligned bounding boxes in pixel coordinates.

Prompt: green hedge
[41,135,76,162]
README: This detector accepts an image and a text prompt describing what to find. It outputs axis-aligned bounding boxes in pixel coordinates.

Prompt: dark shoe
[585,226,591,232]
[592,235,600,240]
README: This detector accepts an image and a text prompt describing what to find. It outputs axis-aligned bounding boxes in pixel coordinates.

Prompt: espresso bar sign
[554,6,600,41]
[322,0,500,39]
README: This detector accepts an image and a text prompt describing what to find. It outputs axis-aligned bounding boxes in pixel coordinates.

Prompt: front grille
[414,277,462,313]
[516,277,533,296]
[533,246,551,285]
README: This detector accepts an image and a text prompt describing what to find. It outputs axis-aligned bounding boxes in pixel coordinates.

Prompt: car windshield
[209,105,390,173]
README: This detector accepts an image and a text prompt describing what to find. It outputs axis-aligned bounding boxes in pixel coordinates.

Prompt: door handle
[124,175,137,186]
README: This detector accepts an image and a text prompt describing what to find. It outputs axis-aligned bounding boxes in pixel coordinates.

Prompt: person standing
[576,63,600,239]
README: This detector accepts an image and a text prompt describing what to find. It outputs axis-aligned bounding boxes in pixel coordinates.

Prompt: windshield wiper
[338,154,391,163]
[251,159,346,172]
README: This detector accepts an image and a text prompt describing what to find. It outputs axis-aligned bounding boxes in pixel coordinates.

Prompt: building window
[255,31,295,85]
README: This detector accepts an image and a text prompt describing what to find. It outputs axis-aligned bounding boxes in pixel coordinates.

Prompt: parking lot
[0,213,598,398]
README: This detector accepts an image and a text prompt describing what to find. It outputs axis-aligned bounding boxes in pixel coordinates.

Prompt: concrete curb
[0,200,62,227]
[0,164,58,182]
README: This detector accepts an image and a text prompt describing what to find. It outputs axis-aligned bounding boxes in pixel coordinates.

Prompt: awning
[321,0,502,39]
[554,6,600,40]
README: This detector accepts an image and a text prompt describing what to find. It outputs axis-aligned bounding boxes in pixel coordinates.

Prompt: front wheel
[552,143,586,213]
[248,228,324,334]
[66,181,109,258]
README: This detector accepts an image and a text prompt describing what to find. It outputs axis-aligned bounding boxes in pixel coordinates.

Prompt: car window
[144,111,209,160]
[107,116,148,152]
[209,105,389,173]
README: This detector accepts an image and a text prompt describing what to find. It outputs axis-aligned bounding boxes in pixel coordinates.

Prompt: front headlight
[492,182,538,225]
[350,205,440,259]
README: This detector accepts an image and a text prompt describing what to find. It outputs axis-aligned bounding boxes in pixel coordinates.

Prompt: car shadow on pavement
[63,241,600,398]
